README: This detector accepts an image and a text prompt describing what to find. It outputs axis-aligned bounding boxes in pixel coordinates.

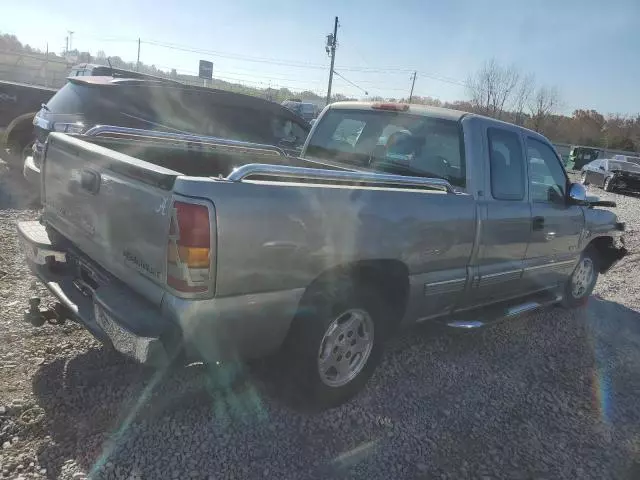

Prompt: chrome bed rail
[83,125,286,157]
[227,163,455,193]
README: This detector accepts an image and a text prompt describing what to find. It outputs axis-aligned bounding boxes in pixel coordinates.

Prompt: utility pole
[64,36,68,55]
[67,31,74,52]
[325,16,338,106]
[136,38,141,71]
[408,71,417,103]
[44,43,49,87]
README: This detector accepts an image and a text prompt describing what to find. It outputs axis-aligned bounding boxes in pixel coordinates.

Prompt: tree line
[401,59,638,152]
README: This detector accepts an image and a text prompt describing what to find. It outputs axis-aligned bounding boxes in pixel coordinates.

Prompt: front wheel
[283,278,390,410]
[562,248,599,308]
[581,171,589,185]
[603,177,614,192]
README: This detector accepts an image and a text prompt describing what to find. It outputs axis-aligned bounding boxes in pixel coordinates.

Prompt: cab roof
[327,101,468,121]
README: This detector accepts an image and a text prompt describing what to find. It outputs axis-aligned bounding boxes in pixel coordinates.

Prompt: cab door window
[526,138,567,203]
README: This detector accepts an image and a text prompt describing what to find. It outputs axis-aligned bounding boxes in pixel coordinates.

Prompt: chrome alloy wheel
[317,308,374,387]
[571,257,595,298]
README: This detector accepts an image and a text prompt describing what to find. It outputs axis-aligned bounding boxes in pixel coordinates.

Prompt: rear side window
[45,82,93,114]
[488,128,525,200]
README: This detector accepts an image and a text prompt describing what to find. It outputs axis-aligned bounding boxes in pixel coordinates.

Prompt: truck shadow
[30,296,640,479]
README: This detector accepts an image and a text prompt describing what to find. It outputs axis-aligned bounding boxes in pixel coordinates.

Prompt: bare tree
[513,73,535,125]
[466,58,521,119]
[529,86,560,133]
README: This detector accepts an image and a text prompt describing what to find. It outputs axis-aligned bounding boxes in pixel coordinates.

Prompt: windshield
[306,109,465,187]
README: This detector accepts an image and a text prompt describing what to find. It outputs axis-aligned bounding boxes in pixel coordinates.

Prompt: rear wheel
[580,171,589,185]
[283,276,390,410]
[562,248,599,308]
[4,118,35,170]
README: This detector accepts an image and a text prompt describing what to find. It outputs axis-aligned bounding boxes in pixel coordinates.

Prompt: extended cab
[17,102,626,409]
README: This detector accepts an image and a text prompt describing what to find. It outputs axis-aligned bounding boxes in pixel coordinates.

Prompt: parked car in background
[67,63,182,83]
[281,99,319,122]
[566,145,600,170]
[24,76,310,186]
[19,102,626,409]
[2,64,180,170]
[612,154,640,166]
[1,80,57,168]
[581,158,640,192]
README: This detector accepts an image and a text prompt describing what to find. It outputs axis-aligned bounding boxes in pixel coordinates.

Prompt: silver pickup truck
[18,102,627,409]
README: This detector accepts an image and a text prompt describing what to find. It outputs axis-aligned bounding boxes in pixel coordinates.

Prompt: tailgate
[42,133,179,306]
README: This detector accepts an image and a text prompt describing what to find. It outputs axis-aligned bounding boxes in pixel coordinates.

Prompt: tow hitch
[24,297,70,327]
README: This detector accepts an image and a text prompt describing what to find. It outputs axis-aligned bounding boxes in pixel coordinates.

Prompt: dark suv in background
[25,76,310,186]
[281,99,320,122]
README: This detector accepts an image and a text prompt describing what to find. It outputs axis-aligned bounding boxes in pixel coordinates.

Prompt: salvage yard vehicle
[24,76,310,186]
[2,65,181,171]
[566,145,600,171]
[581,158,640,193]
[17,102,627,409]
[0,80,57,168]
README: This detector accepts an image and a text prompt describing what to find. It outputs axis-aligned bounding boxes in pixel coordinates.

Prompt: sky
[1,0,639,115]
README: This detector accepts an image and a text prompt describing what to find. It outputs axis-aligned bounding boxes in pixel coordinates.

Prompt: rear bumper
[17,221,174,366]
[17,221,304,365]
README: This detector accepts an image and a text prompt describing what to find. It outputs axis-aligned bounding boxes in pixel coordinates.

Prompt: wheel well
[586,236,620,273]
[4,112,36,148]
[304,260,410,327]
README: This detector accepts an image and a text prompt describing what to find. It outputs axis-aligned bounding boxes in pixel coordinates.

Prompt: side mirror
[568,182,587,203]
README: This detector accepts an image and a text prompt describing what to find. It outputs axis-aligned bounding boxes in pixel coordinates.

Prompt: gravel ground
[1,164,640,480]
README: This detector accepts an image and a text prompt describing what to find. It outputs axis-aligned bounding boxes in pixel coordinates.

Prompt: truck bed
[84,127,342,178]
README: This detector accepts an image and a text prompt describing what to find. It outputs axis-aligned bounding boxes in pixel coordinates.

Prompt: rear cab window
[306,108,466,188]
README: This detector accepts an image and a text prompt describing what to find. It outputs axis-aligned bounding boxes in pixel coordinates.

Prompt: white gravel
[1,165,640,480]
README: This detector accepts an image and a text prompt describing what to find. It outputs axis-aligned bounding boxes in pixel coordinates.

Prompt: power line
[76,34,470,92]
[333,70,368,96]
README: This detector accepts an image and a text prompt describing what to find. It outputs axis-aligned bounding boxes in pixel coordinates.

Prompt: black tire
[283,276,391,410]
[6,134,34,170]
[580,171,589,185]
[561,247,599,308]
[603,177,614,192]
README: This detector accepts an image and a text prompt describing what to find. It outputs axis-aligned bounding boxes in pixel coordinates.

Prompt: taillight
[371,102,410,111]
[166,200,212,295]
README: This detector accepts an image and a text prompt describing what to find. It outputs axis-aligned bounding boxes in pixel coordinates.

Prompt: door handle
[545,232,556,241]
[80,169,101,195]
[532,216,545,231]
